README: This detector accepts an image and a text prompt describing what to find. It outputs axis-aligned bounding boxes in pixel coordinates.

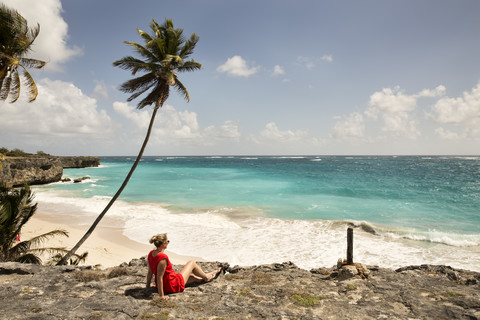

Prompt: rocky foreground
[0,259,479,320]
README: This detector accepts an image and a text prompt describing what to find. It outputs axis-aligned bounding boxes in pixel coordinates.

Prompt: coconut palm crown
[113,18,202,109]
[0,4,46,103]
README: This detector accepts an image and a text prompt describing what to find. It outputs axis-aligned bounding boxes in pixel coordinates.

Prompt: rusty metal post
[347,227,353,265]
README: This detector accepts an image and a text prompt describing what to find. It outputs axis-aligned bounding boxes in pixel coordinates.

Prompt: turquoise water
[34,156,480,270]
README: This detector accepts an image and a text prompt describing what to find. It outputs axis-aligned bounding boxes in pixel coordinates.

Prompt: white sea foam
[31,189,480,272]
[274,156,305,159]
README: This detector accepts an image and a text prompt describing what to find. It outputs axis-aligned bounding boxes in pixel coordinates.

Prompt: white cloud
[332,112,365,140]
[93,81,110,100]
[435,127,461,140]
[430,82,480,125]
[297,56,315,70]
[3,0,82,71]
[204,121,241,142]
[113,101,151,129]
[321,55,333,63]
[365,86,421,139]
[113,103,241,145]
[217,56,258,77]
[253,122,310,143]
[272,65,285,76]
[0,78,115,138]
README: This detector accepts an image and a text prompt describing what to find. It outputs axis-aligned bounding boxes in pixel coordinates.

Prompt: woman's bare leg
[179,261,221,285]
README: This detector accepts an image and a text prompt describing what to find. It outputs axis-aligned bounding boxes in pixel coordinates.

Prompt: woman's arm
[156,259,167,299]
[146,267,153,288]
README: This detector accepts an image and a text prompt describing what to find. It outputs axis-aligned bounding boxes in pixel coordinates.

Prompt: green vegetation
[347,284,357,291]
[59,18,202,265]
[0,147,51,157]
[49,251,88,266]
[140,312,169,320]
[0,4,46,103]
[290,291,326,307]
[235,288,252,297]
[428,291,465,298]
[444,291,465,297]
[0,184,69,264]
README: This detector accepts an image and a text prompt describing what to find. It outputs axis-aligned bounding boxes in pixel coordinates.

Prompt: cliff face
[0,156,100,187]
[57,156,100,169]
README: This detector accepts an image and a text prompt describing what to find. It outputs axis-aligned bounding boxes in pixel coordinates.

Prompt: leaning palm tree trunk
[57,107,160,265]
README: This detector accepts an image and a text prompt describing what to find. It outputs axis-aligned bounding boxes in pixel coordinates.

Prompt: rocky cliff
[0,259,479,319]
[0,156,100,187]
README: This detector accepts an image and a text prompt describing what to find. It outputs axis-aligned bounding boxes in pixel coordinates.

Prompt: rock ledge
[0,260,479,319]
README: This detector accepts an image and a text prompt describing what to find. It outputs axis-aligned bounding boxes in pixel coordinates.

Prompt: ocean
[32,156,480,271]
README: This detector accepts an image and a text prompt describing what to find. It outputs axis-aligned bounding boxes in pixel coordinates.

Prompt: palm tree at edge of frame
[57,18,202,265]
[0,4,47,103]
[0,184,69,264]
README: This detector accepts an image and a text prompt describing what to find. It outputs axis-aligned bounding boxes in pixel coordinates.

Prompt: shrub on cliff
[0,184,69,264]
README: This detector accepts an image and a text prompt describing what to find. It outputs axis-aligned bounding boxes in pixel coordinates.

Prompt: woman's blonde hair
[149,233,168,248]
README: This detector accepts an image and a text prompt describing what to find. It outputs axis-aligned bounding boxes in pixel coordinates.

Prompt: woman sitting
[146,233,221,300]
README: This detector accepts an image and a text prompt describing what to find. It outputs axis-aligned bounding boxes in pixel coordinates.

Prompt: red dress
[148,250,185,293]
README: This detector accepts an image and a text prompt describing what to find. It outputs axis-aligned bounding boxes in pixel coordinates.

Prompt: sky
[1,0,480,156]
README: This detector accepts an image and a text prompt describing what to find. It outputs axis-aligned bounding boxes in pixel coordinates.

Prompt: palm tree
[0,3,46,103]
[57,18,202,264]
[0,184,68,264]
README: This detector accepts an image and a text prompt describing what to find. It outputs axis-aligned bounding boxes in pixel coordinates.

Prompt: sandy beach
[22,203,199,268]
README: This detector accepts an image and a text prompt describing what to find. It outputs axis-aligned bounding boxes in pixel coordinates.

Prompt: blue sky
[1,0,480,155]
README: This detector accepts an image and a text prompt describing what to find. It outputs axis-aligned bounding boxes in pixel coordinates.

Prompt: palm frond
[19,66,38,102]
[137,83,169,109]
[119,72,157,94]
[173,77,190,102]
[124,41,157,62]
[16,253,42,264]
[126,84,154,103]
[19,57,46,69]
[27,229,68,248]
[147,38,166,60]
[28,247,69,256]
[21,23,40,54]
[0,73,12,100]
[0,65,7,82]
[8,68,20,102]
[6,241,30,260]
[113,55,146,69]
[113,56,154,75]
[136,28,153,43]
[179,33,199,58]
[177,60,203,73]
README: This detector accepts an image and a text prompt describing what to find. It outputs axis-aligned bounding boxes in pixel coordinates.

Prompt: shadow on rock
[125,287,156,300]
